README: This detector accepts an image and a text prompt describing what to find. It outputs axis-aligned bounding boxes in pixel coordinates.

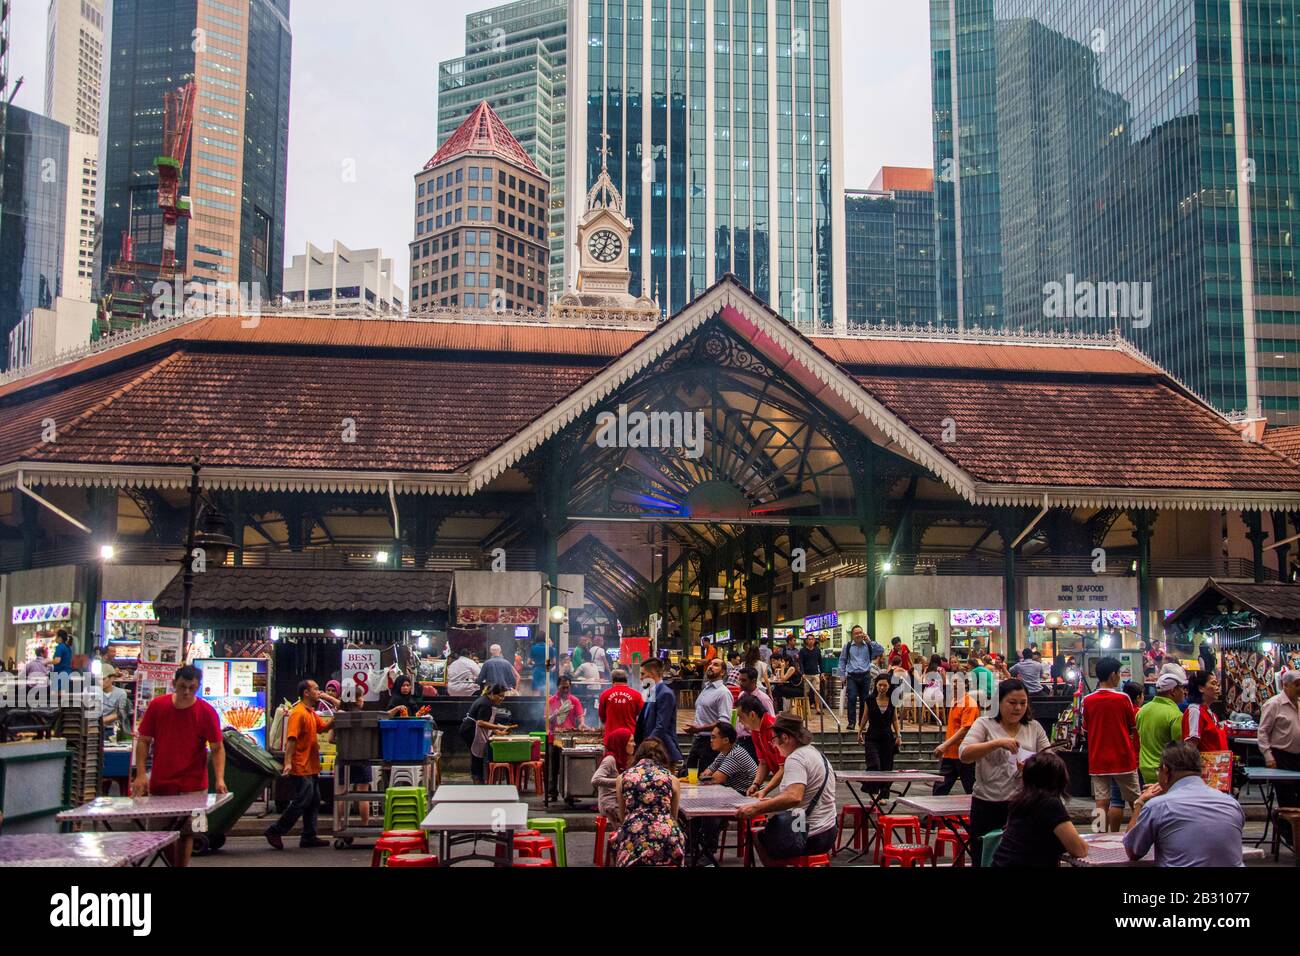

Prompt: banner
[341,647,382,702]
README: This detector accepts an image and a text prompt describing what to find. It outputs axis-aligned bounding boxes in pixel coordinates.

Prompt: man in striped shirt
[697,721,757,864]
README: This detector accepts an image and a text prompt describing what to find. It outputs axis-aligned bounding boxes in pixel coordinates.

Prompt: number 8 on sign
[352,672,368,701]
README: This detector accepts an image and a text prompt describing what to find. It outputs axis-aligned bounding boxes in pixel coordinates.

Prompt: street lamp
[374,550,390,565]
[1045,610,1063,660]
[99,544,115,561]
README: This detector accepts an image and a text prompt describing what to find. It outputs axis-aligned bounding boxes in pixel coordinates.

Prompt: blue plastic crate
[379,718,433,762]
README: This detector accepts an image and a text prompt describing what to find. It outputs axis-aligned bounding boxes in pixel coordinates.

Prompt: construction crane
[156,79,196,271]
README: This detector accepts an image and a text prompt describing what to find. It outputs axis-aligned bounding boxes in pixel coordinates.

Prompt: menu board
[196,658,270,747]
[950,609,1001,627]
[1201,751,1232,794]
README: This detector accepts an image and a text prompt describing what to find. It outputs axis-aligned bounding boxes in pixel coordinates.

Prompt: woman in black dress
[857,673,903,793]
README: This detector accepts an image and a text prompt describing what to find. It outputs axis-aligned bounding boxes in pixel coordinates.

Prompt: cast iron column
[180,460,201,647]
[1134,509,1153,650]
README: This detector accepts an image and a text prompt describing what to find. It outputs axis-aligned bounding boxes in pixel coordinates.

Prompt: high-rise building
[1,0,14,231]
[566,0,846,329]
[0,106,69,365]
[100,0,291,303]
[845,166,935,327]
[410,100,550,312]
[45,0,105,303]
[931,0,1300,424]
[438,0,567,296]
[284,241,404,314]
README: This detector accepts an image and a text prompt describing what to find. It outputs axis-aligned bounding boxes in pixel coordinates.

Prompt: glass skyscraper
[438,0,568,295]
[931,0,1300,423]
[0,107,69,367]
[845,167,935,327]
[567,0,845,328]
[101,0,292,301]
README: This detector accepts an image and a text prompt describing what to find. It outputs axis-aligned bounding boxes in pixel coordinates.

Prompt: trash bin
[199,728,280,854]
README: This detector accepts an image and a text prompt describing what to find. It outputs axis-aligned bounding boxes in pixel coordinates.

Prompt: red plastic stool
[836,805,870,852]
[874,814,922,864]
[385,852,440,868]
[516,759,545,795]
[790,852,833,867]
[370,834,427,867]
[512,856,555,867]
[882,842,935,867]
[923,813,970,841]
[933,828,967,866]
[594,816,616,867]
[513,833,558,866]
[494,829,542,861]
[487,762,516,786]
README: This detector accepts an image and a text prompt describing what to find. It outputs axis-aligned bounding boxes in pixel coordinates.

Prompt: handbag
[759,752,831,857]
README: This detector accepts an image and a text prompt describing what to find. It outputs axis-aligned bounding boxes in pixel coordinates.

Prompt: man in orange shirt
[931,683,980,795]
[265,679,333,849]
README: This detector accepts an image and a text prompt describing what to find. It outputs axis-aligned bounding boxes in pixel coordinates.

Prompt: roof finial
[598,130,612,171]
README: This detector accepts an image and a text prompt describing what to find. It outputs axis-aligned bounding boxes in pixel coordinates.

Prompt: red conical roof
[424,101,542,175]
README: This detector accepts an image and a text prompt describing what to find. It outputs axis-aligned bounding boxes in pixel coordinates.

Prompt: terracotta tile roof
[812,337,1157,376]
[1170,579,1300,627]
[424,100,542,175]
[869,166,934,192]
[18,350,601,473]
[853,373,1300,491]
[1265,425,1300,462]
[152,567,453,620]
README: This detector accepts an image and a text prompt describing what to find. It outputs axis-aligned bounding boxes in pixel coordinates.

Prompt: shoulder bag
[759,751,831,858]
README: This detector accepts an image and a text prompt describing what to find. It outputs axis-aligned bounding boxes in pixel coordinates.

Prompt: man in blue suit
[634,657,682,768]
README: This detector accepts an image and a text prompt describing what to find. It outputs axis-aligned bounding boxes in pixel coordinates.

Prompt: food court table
[893,794,974,861]
[429,785,521,805]
[0,831,179,867]
[1067,831,1267,867]
[56,793,233,833]
[677,784,758,866]
[835,770,945,861]
[420,801,528,866]
[1241,766,1300,852]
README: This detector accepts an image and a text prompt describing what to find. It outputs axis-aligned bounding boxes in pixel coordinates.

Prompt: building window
[469,167,479,181]
[482,167,492,180]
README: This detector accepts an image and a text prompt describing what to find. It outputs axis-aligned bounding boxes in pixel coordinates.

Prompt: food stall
[948,609,1001,659]
[10,603,78,666]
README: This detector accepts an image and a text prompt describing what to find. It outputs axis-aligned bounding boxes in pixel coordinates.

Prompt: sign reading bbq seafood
[455,606,540,626]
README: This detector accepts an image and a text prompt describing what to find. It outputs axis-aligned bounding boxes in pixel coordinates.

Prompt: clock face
[587,229,623,263]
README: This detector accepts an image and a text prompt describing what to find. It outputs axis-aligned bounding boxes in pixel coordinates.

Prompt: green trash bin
[198,728,281,854]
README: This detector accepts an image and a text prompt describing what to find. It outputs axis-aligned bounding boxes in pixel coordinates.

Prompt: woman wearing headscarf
[383,674,418,716]
[591,727,634,823]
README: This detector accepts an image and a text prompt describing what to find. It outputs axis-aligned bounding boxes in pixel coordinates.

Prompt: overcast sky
[9,0,932,294]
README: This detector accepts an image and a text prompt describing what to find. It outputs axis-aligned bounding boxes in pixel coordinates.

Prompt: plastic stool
[874,813,922,864]
[836,805,870,852]
[512,856,555,867]
[882,843,934,867]
[385,852,439,868]
[593,816,616,867]
[789,852,832,867]
[487,762,516,786]
[370,834,426,867]
[517,760,545,796]
[513,833,558,866]
[383,787,427,831]
[527,817,568,867]
[934,828,967,866]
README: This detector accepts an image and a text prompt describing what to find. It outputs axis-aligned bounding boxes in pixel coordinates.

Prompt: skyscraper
[45,0,105,303]
[566,0,845,328]
[845,166,935,327]
[410,101,550,312]
[100,0,291,303]
[931,0,1300,424]
[0,106,69,361]
[438,0,567,295]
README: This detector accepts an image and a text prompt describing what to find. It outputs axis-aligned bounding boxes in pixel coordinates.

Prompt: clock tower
[559,135,659,319]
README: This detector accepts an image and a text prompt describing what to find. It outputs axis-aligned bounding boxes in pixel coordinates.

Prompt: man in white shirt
[446,652,482,697]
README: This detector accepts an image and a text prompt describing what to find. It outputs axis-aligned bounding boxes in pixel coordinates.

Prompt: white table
[893,794,974,861]
[430,785,521,805]
[1241,766,1300,851]
[836,771,947,861]
[0,831,179,867]
[420,801,529,866]
[57,793,232,834]
[677,785,758,867]
[1069,831,1268,867]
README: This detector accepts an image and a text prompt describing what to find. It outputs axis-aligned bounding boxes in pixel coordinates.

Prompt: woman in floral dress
[611,738,685,867]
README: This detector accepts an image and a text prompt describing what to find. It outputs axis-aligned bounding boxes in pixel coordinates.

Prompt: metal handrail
[801,675,845,769]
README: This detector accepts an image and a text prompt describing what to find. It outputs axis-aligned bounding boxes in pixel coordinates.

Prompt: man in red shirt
[737,693,783,794]
[131,665,226,866]
[265,679,333,849]
[597,670,643,743]
[1183,671,1229,753]
[1082,656,1141,832]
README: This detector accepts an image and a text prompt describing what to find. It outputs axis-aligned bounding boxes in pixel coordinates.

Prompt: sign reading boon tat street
[1026,577,1138,611]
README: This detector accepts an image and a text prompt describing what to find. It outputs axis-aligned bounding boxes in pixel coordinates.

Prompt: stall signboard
[104,601,157,622]
[804,612,838,632]
[342,648,383,702]
[140,625,183,666]
[1029,609,1138,628]
[1026,577,1138,610]
[11,603,72,624]
[702,630,732,645]
[762,627,798,642]
[1201,751,1232,794]
[456,606,539,625]
[196,658,269,747]
[950,609,1001,627]
[620,637,652,666]
[708,587,727,601]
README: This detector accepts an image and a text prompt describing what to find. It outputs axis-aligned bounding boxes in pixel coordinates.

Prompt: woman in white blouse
[959,677,1051,865]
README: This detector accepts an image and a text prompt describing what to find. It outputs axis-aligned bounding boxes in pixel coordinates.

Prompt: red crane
[156,80,196,271]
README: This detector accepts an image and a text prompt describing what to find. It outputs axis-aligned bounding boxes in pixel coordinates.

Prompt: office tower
[438,0,567,296]
[566,0,845,328]
[410,101,550,312]
[931,0,1300,424]
[0,106,69,364]
[845,166,935,327]
[284,241,404,314]
[1,0,13,231]
[45,0,105,302]
[100,0,291,302]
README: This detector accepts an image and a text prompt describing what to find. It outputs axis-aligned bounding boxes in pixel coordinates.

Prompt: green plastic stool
[527,817,568,867]
[528,731,548,755]
[384,786,427,832]
[979,829,1004,868]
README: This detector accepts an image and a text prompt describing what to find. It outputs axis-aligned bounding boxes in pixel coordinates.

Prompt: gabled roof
[2,276,1298,510]
[424,100,542,176]
[1167,578,1300,628]
[1265,424,1300,463]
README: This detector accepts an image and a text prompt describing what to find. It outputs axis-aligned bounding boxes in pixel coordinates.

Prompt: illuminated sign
[804,612,838,632]
[104,601,157,622]
[1029,609,1138,628]
[950,609,1001,627]
[11,603,72,624]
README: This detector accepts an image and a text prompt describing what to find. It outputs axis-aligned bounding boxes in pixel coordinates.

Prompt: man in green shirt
[969,657,996,712]
[1136,668,1188,784]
